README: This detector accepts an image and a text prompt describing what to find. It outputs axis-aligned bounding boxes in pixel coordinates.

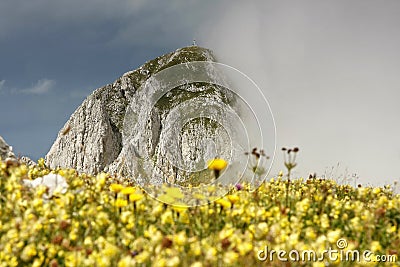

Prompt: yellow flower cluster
[0,161,399,266]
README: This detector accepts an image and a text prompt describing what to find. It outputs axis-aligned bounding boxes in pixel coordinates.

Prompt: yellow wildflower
[129,193,144,202]
[215,198,231,209]
[207,158,228,178]
[205,247,217,261]
[37,158,46,167]
[96,172,107,189]
[21,244,37,262]
[223,251,239,265]
[69,229,78,241]
[327,229,341,244]
[207,185,216,193]
[154,258,167,267]
[320,214,330,229]
[115,199,128,208]
[288,233,299,246]
[173,231,187,246]
[312,262,325,267]
[109,183,124,193]
[219,227,234,240]
[227,194,240,205]
[237,242,253,256]
[135,251,150,264]
[372,187,381,195]
[161,210,173,225]
[84,236,93,246]
[34,185,48,198]
[387,225,396,233]
[172,204,188,213]
[118,256,135,267]
[190,242,202,256]
[378,195,388,206]
[370,241,382,252]
[121,186,136,195]
[207,158,228,170]
[166,256,180,267]
[103,242,119,257]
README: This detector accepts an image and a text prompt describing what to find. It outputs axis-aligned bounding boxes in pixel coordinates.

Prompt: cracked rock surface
[45,46,219,177]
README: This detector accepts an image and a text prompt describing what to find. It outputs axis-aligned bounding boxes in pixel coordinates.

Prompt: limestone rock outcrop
[45,46,226,182]
[0,135,15,160]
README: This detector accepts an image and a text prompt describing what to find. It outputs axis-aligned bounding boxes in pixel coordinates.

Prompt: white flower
[23,173,68,198]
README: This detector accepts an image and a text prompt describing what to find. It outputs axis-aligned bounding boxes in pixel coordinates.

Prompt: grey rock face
[46,97,122,173]
[19,156,37,166]
[0,135,36,165]
[0,135,15,160]
[46,46,224,179]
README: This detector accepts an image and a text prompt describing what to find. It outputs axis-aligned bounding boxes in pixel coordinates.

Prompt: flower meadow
[1,158,400,267]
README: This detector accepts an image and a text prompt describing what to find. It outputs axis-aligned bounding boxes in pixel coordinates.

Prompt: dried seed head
[131,250,139,257]
[161,237,173,248]
[51,235,63,245]
[235,184,243,190]
[221,238,231,249]
[59,220,70,231]
[49,259,59,267]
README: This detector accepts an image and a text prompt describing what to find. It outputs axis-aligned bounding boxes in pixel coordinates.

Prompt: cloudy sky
[1,0,399,187]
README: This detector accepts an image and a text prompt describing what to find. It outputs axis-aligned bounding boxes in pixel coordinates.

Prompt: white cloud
[69,86,95,99]
[21,79,55,94]
[0,80,5,91]
[199,1,400,185]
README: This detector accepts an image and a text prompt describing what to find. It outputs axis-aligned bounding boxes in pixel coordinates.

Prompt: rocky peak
[45,46,219,177]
